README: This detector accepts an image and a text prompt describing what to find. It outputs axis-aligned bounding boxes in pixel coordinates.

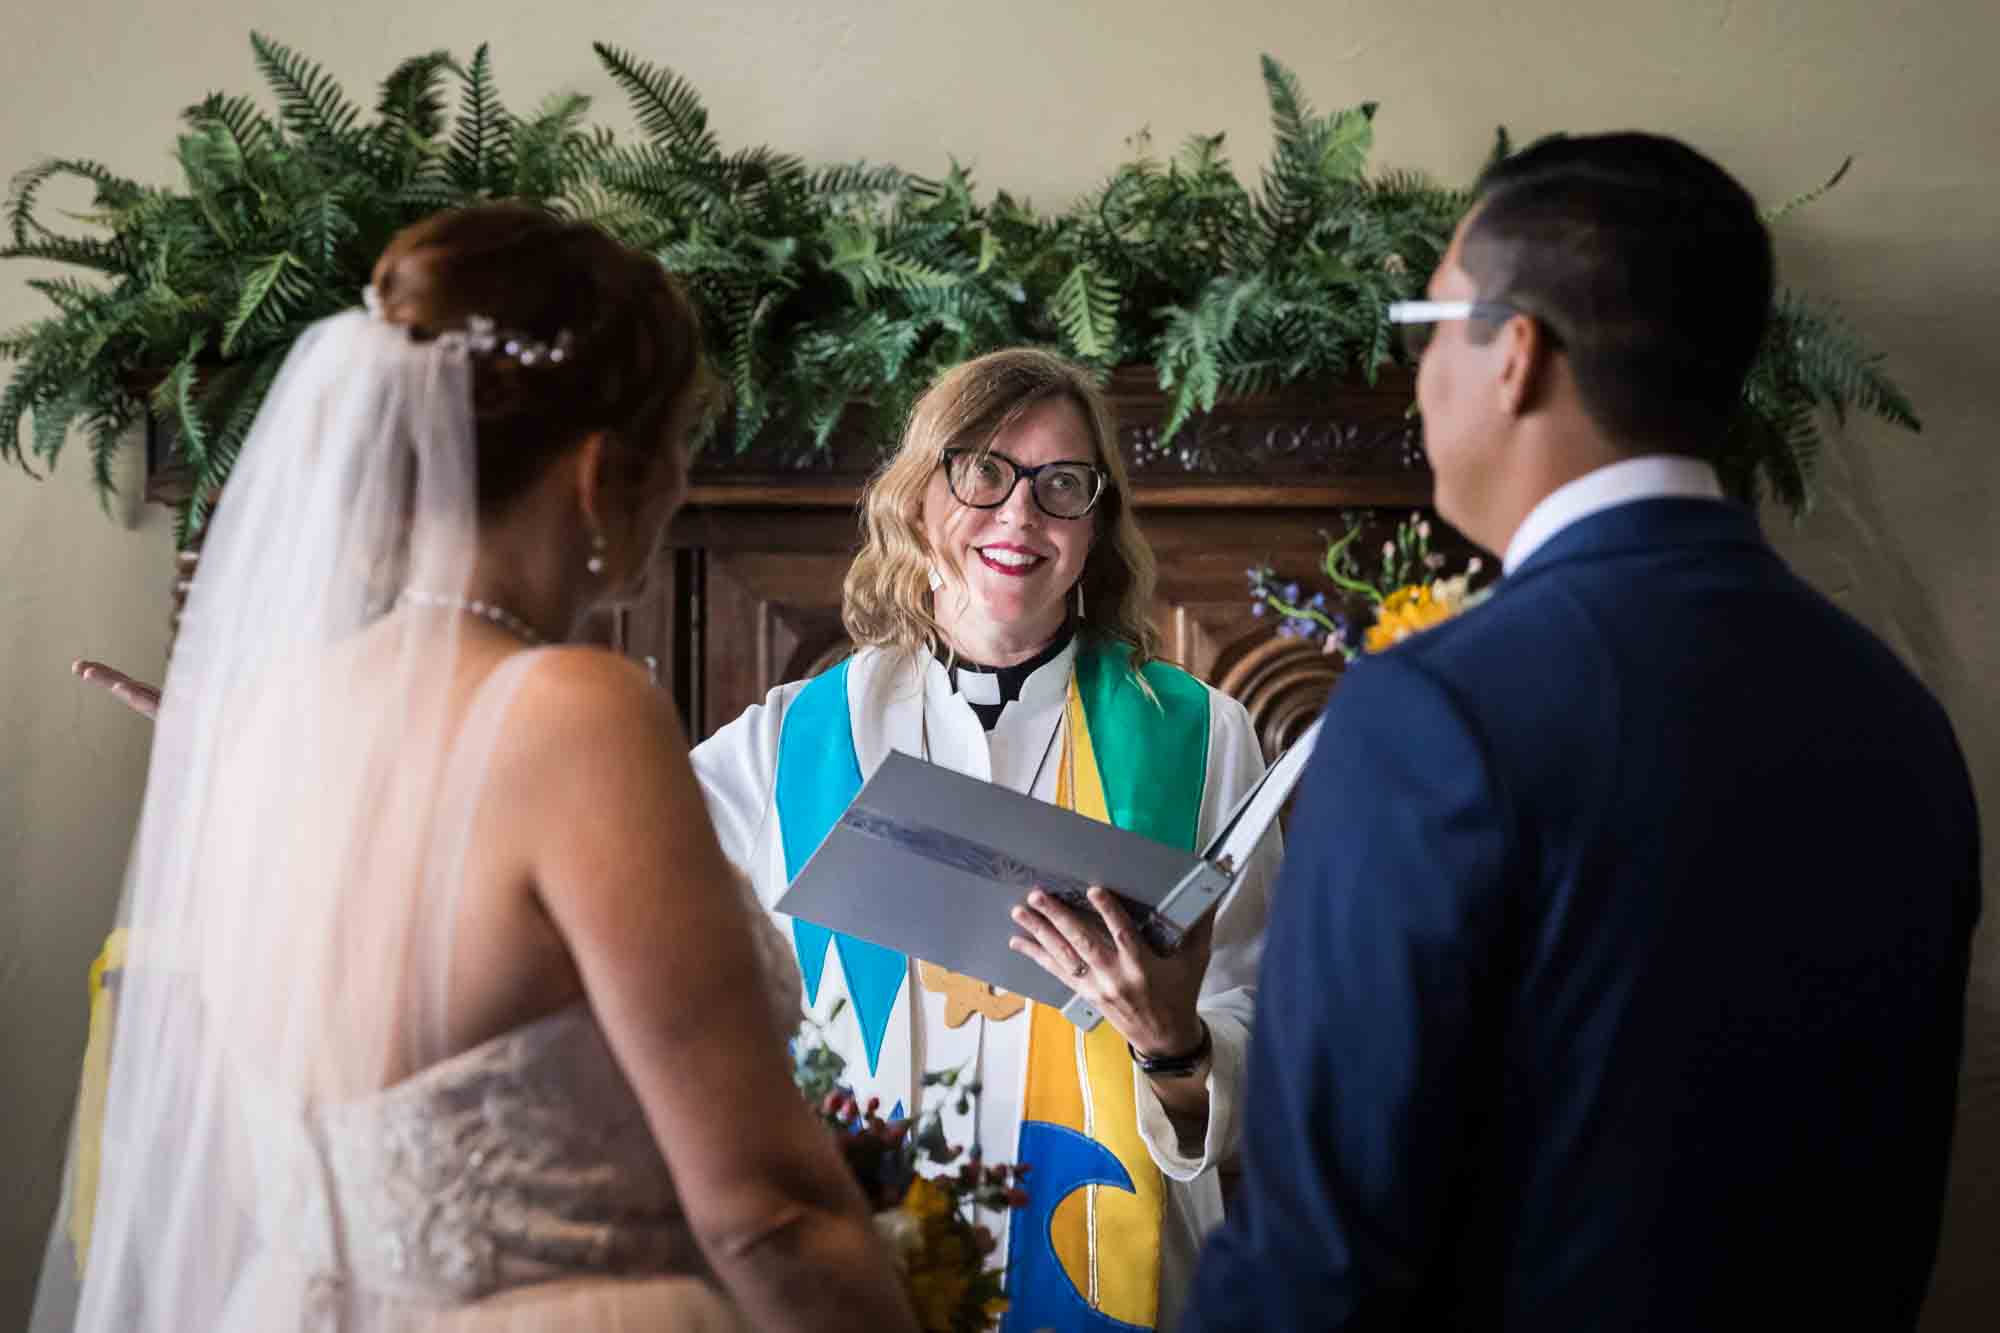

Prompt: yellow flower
[900,1175,953,1222]
[1364,582,1460,652]
[908,1267,972,1330]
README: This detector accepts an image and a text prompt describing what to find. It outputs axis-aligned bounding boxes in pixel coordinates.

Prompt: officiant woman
[691,346,1277,1333]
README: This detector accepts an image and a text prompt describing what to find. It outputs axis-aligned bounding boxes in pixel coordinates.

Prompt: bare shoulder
[471,647,700,831]
[502,646,686,748]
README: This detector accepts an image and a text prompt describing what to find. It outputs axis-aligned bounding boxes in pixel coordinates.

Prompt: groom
[1184,134,1980,1329]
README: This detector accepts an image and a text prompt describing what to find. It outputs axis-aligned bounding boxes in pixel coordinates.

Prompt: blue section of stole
[1002,1122,1151,1333]
[775,661,908,1076]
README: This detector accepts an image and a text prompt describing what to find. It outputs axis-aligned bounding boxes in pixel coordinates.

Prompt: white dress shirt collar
[1502,454,1725,574]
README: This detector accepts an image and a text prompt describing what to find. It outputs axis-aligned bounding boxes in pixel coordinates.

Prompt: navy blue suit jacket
[1185,498,1979,1331]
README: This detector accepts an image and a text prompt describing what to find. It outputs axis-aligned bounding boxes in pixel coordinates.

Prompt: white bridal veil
[31,308,491,1330]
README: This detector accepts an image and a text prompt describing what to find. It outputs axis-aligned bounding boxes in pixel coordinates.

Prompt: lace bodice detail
[240,891,805,1316]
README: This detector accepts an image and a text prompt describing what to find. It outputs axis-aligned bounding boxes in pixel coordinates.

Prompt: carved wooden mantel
[621,366,1448,759]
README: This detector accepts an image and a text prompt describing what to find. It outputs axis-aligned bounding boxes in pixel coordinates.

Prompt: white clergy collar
[1503,454,1725,574]
[920,634,1080,710]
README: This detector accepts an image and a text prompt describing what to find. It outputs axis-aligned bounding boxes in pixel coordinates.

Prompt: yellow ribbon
[1018,680,1165,1326]
[69,927,129,1275]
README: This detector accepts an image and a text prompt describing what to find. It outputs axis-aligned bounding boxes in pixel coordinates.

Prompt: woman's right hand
[73,660,162,720]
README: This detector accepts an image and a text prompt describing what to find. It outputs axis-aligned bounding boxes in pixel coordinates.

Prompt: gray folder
[774,717,1320,1031]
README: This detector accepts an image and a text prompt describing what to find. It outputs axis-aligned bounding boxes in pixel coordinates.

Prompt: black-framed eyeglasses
[1387,299,1538,362]
[940,447,1108,520]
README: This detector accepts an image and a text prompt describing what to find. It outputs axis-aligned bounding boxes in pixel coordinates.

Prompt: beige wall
[3,0,1994,1324]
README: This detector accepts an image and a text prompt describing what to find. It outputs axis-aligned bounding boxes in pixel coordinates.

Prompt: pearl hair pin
[361,286,574,367]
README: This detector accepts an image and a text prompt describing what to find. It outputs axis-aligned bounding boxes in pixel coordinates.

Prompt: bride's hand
[73,660,162,720]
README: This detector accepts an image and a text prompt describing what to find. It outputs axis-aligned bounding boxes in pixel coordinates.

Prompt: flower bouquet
[1249,510,1493,660]
[795,1003,1023,1332]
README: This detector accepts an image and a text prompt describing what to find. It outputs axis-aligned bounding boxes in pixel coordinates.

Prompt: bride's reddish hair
[370,204,714,515]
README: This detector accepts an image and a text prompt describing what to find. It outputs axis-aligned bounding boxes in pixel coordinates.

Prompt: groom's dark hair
[1461,132,1773,455]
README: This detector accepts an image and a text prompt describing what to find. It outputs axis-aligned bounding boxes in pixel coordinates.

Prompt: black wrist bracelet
[1130,1019,1211,1078]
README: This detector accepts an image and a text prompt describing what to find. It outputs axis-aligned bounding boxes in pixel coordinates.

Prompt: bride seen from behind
[37,205,916,1332]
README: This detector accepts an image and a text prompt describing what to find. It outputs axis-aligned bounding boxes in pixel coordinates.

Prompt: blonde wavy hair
[843,347,1160,668]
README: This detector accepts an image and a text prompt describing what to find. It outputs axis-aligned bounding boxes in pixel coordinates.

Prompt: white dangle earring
[927,565,944,592]
[586,533,608,576]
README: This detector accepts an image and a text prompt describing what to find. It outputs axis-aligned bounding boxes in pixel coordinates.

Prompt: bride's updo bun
[369,204,713,515]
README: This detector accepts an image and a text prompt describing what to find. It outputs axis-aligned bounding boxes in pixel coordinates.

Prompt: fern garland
[1,40,1920,535]
[0,33,608,539]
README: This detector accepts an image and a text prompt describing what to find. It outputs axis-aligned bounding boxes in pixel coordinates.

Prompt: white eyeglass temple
[1387,300,1477,323]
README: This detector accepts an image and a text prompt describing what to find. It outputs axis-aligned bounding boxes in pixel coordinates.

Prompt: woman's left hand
[1008,886,1213,1060]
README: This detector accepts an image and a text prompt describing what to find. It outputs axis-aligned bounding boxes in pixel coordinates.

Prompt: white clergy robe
[690,641,1278,1327]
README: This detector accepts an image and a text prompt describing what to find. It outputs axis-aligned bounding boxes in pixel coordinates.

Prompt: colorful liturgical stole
[775,643,1210,1332]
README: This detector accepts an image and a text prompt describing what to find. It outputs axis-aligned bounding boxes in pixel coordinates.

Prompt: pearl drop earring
[586,533,607,576]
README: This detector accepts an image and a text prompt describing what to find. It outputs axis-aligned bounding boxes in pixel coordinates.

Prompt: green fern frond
[1766,289,1921,430]
[1154,307,1219,440]
[1052,262,1119,362]
[176,122,251,231]
[1,235,127,273]
[198,347,285,493]
[153,332,210,466]
[593,43,719,161]
[1174,132,1231,178]
[509,92,603,200]
[7,157,143,246]
[812,162,910,201]
[724,145,807,185]
[389,177,468,216]
[251,32,363,149]
[290,193,357,268]
[0,372,41,474]
[25,276,102,317]
[182,93,276,154]
[876,256,959,293]
[1260,55,1315,151]
[221,253,300,355]
[724,288,781,445]
[376,51,454,144]
[1763,157,1852,224]
[554,182,663,246]
[1219,359,1285,397]
[802,390,849,450]
[85,395,142,510]
[1729,382,1812,514]
[31,384,86,472]
[448,44,510,194]
[600,145,732,224]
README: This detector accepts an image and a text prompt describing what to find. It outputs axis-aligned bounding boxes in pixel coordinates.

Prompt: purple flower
[1250,602,1266,618]
[1282,583,1302,603]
